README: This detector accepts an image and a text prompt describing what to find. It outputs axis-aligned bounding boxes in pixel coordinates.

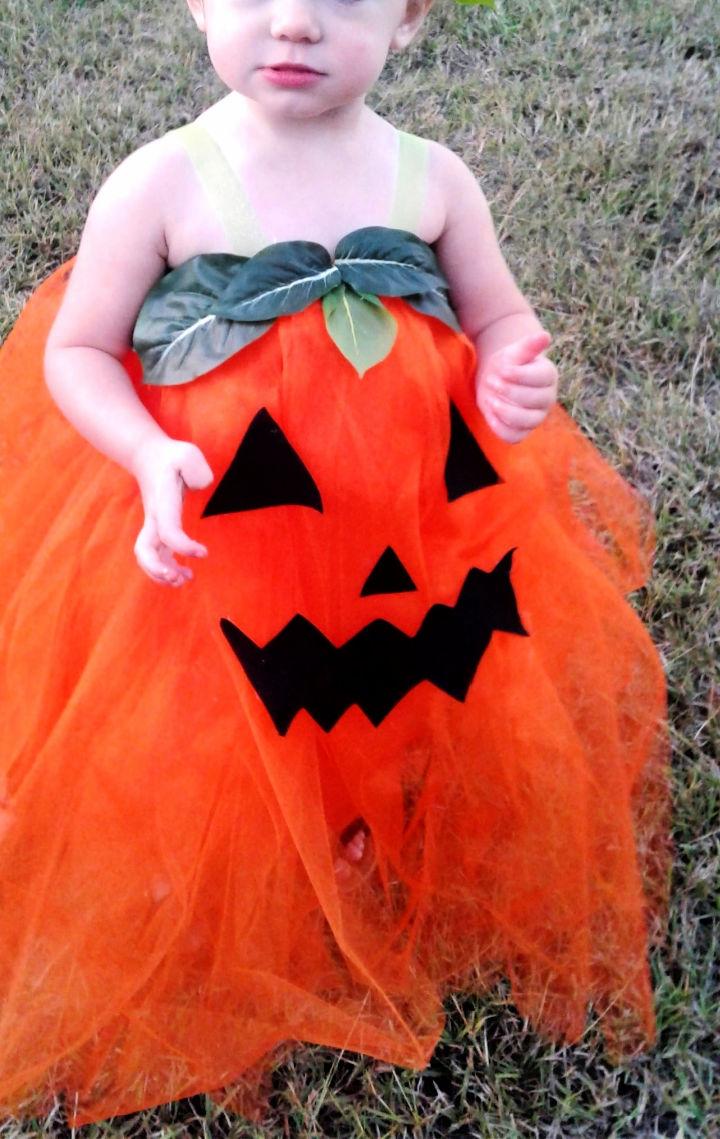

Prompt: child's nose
[269,0,322,43]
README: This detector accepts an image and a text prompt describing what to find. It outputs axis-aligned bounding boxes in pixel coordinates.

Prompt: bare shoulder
[423,140,533,340]
[90,132,190,248]
[424,139,492,232]
[47,134,189,357]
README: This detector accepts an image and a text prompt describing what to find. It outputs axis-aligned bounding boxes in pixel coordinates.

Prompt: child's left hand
[476,331,558,444]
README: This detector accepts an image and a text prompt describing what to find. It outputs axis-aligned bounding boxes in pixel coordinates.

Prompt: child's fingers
[487,398,548,433]
[132,440,213,584]
[482,402,529,444]
[178,447,214,491]
[155,554,193,588]
[154,516,208,560]
[134,522,193,587]
[497,330,552,369]
[478,393,531,444]
[494,358,557,389]
[489,379,555,410]
[153,475,208,560]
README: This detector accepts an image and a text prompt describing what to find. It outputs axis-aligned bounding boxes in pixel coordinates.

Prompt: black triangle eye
[202,408,323,518]
[444,401,501,501]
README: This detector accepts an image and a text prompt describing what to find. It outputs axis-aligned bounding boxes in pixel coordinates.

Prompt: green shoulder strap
[170,121,431,255]
[388,130,431,233]
[169,121,270,256]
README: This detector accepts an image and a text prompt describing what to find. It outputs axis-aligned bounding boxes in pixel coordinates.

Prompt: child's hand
[476,331,558,444]
[130,437,214,586]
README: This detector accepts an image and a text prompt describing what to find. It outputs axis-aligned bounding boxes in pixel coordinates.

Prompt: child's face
[187,0,431,120]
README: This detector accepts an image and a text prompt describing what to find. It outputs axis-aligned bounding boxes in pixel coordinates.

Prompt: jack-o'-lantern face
[200,399,527,736]
[135,228,530,737]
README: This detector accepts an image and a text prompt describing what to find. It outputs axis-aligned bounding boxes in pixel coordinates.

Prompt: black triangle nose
[360,547,418,597]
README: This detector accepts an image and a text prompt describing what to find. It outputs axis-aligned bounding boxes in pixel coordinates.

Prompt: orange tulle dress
[0,125,669,1125]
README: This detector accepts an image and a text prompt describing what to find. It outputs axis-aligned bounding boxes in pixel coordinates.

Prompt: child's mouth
[261,65,323,89]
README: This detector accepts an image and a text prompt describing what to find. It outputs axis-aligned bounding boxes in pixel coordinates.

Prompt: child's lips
[260,65,324,88]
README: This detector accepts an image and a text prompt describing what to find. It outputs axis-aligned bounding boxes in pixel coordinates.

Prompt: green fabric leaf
[322,284,397,377]
[335,227,446,298]
[133,228,464,386]
[133,254,274,386]
[216,241,341,321]
[404,291,463,334]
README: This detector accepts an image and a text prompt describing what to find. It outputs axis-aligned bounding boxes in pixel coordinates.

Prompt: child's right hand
[130,436,214,586]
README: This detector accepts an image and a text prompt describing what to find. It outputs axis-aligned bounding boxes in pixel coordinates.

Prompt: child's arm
[44,142,213,586]
[432,145,558,443]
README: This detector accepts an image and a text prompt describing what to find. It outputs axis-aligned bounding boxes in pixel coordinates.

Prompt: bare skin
[166,94,448,264]
[335,819,370,883]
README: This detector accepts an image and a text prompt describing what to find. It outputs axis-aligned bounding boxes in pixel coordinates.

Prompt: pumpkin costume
[0,124,669,1125]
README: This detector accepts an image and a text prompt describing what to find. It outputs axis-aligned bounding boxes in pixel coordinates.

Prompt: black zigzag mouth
[220,550,527,736]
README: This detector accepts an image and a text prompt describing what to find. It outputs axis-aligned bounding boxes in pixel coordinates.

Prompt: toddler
[0,0,668,1126]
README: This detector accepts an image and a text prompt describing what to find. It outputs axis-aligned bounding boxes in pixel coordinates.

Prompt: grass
[1,0,718,1135]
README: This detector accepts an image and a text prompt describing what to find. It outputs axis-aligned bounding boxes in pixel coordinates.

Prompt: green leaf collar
[133,227,461,385]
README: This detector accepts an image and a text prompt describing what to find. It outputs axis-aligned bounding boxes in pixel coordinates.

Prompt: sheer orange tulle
[0,263,669,1125]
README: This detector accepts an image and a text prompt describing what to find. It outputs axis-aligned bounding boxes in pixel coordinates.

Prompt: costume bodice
[134,126,456,388]
[167,120,431,258]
